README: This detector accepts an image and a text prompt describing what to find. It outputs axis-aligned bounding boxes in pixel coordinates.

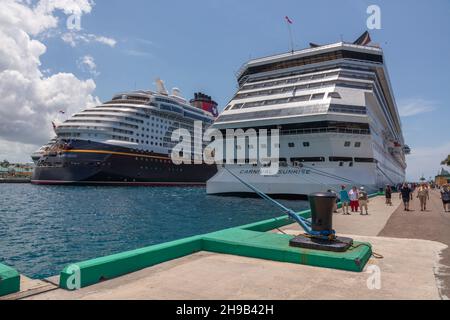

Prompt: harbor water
[0,184,308,279]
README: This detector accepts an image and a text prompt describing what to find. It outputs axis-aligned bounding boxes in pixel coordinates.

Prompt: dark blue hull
[32,140,217,186]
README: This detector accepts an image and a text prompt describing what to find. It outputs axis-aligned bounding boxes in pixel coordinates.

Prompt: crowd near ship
[207,32,410,198]
[31,80,218,185]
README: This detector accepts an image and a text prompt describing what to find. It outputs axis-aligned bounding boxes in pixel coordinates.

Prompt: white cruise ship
[32,79,218,185]
[207,32,409,199]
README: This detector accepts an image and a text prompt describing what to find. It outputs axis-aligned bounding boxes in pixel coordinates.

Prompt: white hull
[208,163,391,198]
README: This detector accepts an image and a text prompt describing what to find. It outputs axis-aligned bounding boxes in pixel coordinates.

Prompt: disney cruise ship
[32,80,218,185]
[207,32,409,198]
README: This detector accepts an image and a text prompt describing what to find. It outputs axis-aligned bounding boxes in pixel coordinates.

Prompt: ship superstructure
[207,32,409,198]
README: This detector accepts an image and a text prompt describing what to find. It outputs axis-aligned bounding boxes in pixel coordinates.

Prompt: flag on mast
[285,16,294,53]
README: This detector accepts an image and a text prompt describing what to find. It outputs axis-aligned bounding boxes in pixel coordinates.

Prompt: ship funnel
[155,78,168,95]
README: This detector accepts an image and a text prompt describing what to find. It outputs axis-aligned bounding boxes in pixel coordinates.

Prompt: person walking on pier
[441,185,450,213]
[349,186,359,213]
[340,185,350,215]
[358,187,369,215]
[400,183,413,212]
[417,183,430,212]
[385,185,393,206]
[330,190,339,213]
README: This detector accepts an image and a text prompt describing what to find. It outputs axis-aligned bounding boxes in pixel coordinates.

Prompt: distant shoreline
[0,178,31,184]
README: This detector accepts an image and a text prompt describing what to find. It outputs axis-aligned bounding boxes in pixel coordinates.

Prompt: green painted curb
[203,228,372,272]
[59,195,380,290]
[0,263,20,297]
[60,235,203,290]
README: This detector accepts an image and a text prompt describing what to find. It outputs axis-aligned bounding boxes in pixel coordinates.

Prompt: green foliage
[442,155,450,166]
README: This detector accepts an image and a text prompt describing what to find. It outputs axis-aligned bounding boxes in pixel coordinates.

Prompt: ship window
[291,157,325,162]
[330,157,353,162]
[344,141,351,147]
[355,158,376,163]
[288,143,295,148]
[291,95,310,102]
[328,92,341,99]
[303,142,310,147]
[310,93,325,100]
[355,142,361,148]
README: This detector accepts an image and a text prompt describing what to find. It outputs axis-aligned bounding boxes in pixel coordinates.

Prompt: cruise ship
[207,32,410,199]
[32,80,218,185]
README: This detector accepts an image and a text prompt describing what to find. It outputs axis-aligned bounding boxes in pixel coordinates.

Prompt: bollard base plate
[289,235,354,252]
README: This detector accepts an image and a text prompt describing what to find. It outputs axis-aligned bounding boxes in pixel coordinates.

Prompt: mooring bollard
[289,192,354,252]
[309,192,336,234]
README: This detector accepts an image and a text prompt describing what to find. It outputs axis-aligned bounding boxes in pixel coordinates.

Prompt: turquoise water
[0,184,308,279]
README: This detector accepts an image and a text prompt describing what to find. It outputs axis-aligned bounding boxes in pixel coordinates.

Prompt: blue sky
[2,0,450,180]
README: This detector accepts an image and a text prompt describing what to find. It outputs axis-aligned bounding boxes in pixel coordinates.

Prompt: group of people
[332,182,450,215]
[338,185,369,215]
[398,183,423,212]
[397,183,450,213]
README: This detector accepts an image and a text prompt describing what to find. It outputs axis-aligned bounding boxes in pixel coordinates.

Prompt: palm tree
[442,155,450,166]
[0,160,10,168]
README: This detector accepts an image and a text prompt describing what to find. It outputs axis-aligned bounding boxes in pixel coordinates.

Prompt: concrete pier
[2,192,448,300]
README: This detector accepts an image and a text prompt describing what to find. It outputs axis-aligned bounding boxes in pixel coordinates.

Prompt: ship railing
[280,127,370,136]
[104,99,150,105]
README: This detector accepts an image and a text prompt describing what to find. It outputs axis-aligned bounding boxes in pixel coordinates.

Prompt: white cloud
[77,54,99,76]
[0,0,100,161]
[61,32,117,47]
[36,0,94,16]
[398,98,437,117]
[406,142,450,181]
[0,139,40,163]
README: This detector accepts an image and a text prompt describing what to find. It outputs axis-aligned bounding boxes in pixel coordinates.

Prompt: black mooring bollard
[289,192,354,252]
[309,192,336,233]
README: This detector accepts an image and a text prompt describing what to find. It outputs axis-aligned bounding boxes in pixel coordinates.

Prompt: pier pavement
[9,193,445,300]
[379,189,450,299]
